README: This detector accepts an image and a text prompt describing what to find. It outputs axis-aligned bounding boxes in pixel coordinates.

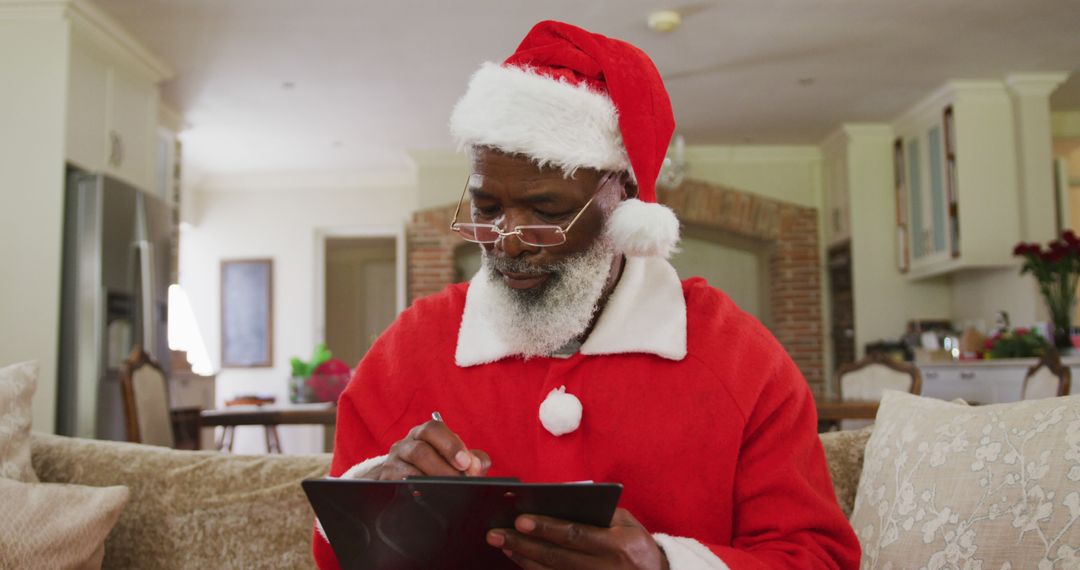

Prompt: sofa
[28,428,873,569]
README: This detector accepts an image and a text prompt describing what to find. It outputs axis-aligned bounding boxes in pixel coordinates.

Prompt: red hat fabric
[450,20,675,203]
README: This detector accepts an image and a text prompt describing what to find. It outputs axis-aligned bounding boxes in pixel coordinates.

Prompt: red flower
[1015,327,1029,336]
[1063,230,1079,246]
[1013,243,1044,257]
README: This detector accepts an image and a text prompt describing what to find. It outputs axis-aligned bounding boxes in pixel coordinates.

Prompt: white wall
[682,145,823,208]
[409,145,825,211]
[410,149,470,211]
[1053,112,1080,138]
[670,236,767,322]
[179,176,416,454]
[945,80,1060,331]
[950,268,1042,332]
[0,17,70,433]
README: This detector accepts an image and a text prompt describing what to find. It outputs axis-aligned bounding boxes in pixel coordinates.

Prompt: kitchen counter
[916,355,1080,368]
[914,357,1078,404]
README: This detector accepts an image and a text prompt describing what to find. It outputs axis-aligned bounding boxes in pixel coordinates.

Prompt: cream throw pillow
[851,391,1080,569]
[0,477,129,569]
[0,360,38,482]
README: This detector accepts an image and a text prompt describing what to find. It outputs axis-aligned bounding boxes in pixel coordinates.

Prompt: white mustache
[488,256,553,276]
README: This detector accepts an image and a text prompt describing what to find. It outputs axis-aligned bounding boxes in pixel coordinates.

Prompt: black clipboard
[304,477,622,570]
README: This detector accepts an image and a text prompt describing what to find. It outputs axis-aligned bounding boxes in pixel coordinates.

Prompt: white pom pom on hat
[606,198,680,259]
[538,386,582,437]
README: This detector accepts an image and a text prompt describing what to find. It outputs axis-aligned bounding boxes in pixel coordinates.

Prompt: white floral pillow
[850,390,1080,570]
[0,361,38,482]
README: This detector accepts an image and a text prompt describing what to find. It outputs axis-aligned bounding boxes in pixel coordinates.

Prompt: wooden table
[815,399,880,421]
[815,399,879,432]
[200,403,337,453]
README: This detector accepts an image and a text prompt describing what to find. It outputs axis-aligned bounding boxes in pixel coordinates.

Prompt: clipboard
[303,477,622,570]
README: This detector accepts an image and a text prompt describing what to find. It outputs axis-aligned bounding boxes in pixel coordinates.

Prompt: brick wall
[406,178,825,394]
[405,204,461,303]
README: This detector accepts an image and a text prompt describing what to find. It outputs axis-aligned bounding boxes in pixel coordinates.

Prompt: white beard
[480,238,617,358]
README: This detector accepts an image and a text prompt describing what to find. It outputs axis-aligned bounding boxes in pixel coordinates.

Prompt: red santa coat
[313,257,860,569]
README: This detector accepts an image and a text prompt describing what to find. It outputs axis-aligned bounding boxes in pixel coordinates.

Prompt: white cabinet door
[905,124,951,270]
[920,366,1025,404]
[66,44,108,172]
[106,66,157,190]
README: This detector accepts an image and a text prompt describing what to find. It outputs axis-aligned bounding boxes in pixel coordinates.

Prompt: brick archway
[406,179,824,394]
[658,181,823,394]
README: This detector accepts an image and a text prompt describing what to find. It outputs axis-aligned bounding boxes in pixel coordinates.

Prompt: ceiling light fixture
[647,10,682,33]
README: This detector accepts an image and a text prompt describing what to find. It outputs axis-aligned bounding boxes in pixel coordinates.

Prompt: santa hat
[449,20,680,258]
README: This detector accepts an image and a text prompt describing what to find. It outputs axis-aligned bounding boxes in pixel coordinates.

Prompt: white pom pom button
[538,386,583,436]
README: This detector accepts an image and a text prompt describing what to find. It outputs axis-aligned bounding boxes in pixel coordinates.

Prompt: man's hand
[486,508,670,570]
[364,420,490,480]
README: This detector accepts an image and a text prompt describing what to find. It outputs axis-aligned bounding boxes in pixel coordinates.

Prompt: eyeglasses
[449,171,616,248]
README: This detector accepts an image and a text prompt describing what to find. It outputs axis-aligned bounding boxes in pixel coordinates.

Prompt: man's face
[467,147,613,295]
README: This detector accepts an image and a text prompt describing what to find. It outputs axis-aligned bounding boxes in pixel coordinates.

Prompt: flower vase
[289,375,314,403]
[1052,321,1073,351]
[1046,296,1077,351]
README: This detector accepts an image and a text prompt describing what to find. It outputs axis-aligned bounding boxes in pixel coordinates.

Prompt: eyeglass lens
[454,224,566,247]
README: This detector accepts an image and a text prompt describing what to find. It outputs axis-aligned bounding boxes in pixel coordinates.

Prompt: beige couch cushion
[1,360,39,482]
[820,425,874,518]
[32,433,331,570]
[851,390,1080,569]
[0,477,129,569]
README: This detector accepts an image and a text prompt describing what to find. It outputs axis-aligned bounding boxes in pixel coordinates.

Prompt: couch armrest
[818,426,873,519]
[32,433,330,570]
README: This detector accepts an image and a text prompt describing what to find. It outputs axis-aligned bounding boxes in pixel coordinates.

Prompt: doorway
[827,241,855,372]
[668,224,772,327]
[323,237,397,367]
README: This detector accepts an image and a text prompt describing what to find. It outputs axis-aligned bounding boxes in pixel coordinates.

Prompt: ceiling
[93,0,1080,177]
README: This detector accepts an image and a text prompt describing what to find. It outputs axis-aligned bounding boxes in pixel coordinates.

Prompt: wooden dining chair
[837,352,922,401]
[120,345,176,448]
[834,352,922,429]
[1022,350,1071,400]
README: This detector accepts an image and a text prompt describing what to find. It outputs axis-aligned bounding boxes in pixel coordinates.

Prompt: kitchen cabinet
[893,82,1022,279]
[64,7,168,192]
[918,358,1080,404]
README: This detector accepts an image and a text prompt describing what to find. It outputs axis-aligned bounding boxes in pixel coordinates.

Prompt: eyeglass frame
[448,170,618,247]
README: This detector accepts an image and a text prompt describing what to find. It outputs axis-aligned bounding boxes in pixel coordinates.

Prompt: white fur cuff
[653,534,730,570]
[340,454,388,479]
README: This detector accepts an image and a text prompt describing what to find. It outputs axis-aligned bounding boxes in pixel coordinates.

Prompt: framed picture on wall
[220,258,273,367]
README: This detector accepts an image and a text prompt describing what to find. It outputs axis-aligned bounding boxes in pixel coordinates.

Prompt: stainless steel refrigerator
[58,168,173,440]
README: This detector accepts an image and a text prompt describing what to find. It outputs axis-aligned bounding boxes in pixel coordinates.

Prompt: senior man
[313,20,859,570]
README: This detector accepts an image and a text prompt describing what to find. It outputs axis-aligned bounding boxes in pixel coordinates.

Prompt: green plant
[984,327,1049,359]
[290,343,332,379]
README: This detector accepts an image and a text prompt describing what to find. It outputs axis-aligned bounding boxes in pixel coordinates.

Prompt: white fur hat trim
[450,63,631,177]
[538,386,583,437]
[606,198,681,259]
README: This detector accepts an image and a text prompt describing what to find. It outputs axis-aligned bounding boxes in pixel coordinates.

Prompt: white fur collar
[454,257,687,367]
